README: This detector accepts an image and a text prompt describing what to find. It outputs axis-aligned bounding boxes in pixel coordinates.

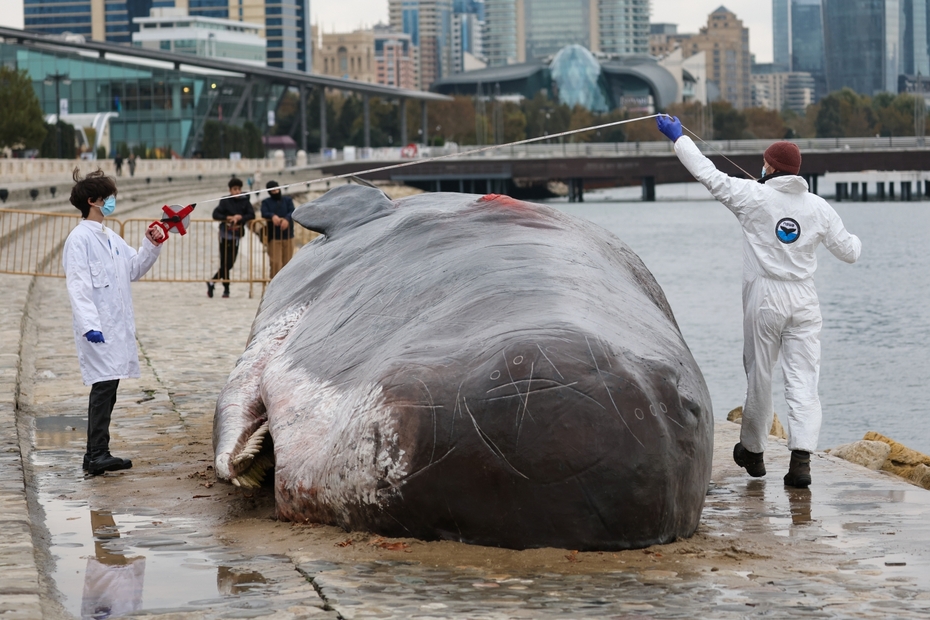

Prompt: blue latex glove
[656,115,683,142]
[85,330,105,344]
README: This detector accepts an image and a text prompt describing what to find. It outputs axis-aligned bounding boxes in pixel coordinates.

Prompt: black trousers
[212,238,240,286]
[87,379,119,455]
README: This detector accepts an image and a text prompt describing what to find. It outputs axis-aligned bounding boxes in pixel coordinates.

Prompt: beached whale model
[213,185,713,550]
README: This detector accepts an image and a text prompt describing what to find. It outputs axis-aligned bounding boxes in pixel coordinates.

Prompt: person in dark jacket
[259,180,296,279]
[208,177,254,298]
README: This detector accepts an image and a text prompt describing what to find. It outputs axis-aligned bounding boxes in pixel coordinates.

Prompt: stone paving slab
[0,276,43,619]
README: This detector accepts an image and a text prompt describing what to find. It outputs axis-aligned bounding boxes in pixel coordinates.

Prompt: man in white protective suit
[63,168,169,476]
[656,115,861,488]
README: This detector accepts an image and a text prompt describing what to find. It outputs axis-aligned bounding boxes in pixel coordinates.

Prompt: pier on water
[830,171,930,202]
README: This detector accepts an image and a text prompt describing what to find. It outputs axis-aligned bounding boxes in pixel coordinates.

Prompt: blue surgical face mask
[100,196,116,216]
[760,167,767,178]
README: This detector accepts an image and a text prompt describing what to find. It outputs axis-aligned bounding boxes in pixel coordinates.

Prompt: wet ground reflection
[40,499,276,618]
[32,417,285,618]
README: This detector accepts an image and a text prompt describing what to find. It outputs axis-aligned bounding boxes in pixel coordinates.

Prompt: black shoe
[82,453,89,471]
[207,282,215,298]
[733,442,766,477]
[784,450,812,488]
[87,452,133,476]
[222,288,230,298]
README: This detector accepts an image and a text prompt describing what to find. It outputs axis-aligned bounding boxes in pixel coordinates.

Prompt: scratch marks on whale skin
[586,335,643,449]
[415,378,439,464]
[462,397,530,480]
[536,343,564,379]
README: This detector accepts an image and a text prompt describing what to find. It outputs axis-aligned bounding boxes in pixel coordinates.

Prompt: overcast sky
[0,0,774,62]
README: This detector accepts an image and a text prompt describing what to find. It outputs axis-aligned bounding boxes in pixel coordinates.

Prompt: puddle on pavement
[40,499,276,618]
[35,415,87,450]
[31,415,287,618]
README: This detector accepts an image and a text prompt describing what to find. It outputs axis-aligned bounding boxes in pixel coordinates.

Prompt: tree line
[272,88,929,149]
[3,62,927,157]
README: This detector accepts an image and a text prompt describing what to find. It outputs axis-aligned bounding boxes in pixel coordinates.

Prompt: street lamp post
[44,72,71,159]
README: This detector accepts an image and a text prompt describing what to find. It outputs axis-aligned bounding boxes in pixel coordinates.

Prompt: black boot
[207,282,215,298]
[87,451,132,476]
[222,284,230,298]
[83,453,89,471]
[733,442,766,477]
[784,450,812,488]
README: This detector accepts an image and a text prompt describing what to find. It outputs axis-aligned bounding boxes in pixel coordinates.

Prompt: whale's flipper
[294,184,394,236]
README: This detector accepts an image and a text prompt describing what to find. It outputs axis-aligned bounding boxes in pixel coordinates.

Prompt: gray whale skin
[213,185,713,551]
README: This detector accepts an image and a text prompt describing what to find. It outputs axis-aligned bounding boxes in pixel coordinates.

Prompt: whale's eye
[513,356,524,365]
[489,370,501,380]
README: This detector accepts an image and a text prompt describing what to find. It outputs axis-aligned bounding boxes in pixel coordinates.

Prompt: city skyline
[0,0,775,62]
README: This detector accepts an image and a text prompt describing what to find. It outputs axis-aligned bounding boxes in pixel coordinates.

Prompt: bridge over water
[316,136,930,201]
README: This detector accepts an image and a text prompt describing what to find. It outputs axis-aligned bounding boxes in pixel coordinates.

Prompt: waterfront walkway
[2,206,930,618]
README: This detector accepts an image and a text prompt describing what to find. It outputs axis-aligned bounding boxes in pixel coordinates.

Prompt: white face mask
[761,167,767,178]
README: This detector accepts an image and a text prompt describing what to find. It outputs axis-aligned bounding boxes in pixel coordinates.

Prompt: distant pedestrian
[114,154,123,176]
[656,115,862,489]
[63,168,169,476]
[260,180,295,279]
[208,177,255,298]
[127,153,136,177]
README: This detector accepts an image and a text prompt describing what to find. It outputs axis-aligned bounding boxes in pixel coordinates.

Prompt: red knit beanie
[764,142,802,175]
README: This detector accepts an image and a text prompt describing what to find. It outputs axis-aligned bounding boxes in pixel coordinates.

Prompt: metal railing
[0,210,287,297]
[0,209,79,277]
[310,136,930,164]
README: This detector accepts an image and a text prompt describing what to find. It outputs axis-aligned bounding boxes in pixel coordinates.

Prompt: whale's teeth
[231,421,269,468]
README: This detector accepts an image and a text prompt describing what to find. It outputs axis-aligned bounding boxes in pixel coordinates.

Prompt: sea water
[556,193,930,455]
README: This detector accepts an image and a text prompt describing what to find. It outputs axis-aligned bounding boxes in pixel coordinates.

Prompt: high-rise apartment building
[751,71,815,112]
[483,0,650,67]
[598,0,650,55]
[675,7,750,109]
[376,31,417,89]
[822,0,895,95]
[389,0,455,88]
[23,0,311,71]
[483,0,519,66]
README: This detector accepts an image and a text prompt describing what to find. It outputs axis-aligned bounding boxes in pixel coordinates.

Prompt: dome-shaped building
[431,44,694,113]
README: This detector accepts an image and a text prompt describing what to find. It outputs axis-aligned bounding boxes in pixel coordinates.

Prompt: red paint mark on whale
[478,194,531,210]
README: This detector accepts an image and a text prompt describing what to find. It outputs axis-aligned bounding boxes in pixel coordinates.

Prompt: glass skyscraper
[823,0,898,95]
[524,0,590,60]
[772,0,791,72]
[771,0,826,100]
[902,0,930,75]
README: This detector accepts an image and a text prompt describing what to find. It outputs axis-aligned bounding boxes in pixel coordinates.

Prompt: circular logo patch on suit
[776,218,801,244]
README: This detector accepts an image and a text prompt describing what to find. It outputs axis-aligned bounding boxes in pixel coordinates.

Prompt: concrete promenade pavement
[3,215,930,617]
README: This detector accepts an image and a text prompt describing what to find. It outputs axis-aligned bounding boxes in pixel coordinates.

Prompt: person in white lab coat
[63,168,169,476]
[656,116,861,488]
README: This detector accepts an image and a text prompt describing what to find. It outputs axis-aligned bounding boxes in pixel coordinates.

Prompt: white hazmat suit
[62,220,162,386]
[673,136,861,453]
